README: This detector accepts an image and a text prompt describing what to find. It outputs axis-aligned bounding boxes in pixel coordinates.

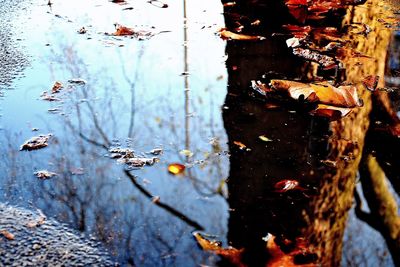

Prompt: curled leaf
[310,104,352,120]
[168,163,185,175]
[34,170,58,180]
[113,24,135,36]
[51,81,63,93]
[292,48,336,69]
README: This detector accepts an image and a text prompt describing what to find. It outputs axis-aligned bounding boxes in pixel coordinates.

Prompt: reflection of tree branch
[124,170,204,231]
[359,154,400,266]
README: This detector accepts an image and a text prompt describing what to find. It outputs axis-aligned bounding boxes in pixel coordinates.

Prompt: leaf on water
[286,37,301,48]
[292,48,336,69]
[148,148,163,155]
[26,213,46,228]
[68,78,87,84]
[40,92,61,101]
[310,104,352,120]
[168,163,185,175]
[259,135,273,142]
[251,80,273,96]
[271,80,363,108]
[113,23,135,36]
[362,75,379,92]
[20,134,52,151]
[51,81,63,93]
[274,179,305,193]
[0,230,15,240]
[282,24,311,39]
[223,2,236,7]
[233,141,251,151]
[34,170,58,180]
[77,27,87,34]
[218,28,266,41]
[148,0,168,8]
[180,149,194,157]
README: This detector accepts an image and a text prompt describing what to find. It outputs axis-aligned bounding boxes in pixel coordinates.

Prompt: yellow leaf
[168,163,185,175]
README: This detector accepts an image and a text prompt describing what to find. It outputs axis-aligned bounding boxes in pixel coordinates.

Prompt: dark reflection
[221,0,399,266]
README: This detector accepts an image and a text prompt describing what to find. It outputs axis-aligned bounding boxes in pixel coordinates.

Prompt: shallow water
[0,0,399,266]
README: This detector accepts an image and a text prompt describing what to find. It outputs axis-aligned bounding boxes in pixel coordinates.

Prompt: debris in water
[77,27,87,34]
[180,149,194,157]
[148,148,163,155]
[292,48,336,69]
[20,134,52,151]
[273,179,305,193]
[233,141,251,151]
[0,230,15,240]
[259,135,273,142]
[148,0,168,8]
[34,170,58,180]
[40,92,61,101]
[168,163,185,175]
[26,211,46,228]
[51,81,63,93]
[68,78,87,84]
[70,167,85,175]
[218,28,266,41]
[362,75,379,92]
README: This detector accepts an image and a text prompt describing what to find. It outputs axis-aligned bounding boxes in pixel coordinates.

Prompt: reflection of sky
[0,0,229,265]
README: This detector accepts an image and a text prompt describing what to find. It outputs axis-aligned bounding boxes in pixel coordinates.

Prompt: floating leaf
[34,170,58,180]
[113,23,135,36]
[271,80,363,108]
[180,149,194,157]
[233,141,251,151]
[20,134,52,151]
[218,28,266,41]
[168,163,185,175]
[259,135,273,142]
[0,230,15,240]
[274,179,305,193]
[292,48,336,69]
[310,104,352,120]
[362,75,379,92]
[51,81,63,93]
[223,2,236,7]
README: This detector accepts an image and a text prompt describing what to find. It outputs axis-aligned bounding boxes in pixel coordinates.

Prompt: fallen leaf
[168,163,185,175]
[20,134,52,151]
[77,27,87,34]
[218,28,266,41]
[271,80,363,108]
[180,149,194,157]
[251,80,273,96]
[152,196,160,203]
[233,141,251,151]
[223,2,236,7]
[0,230,15,240]
[113,23,135,36]
[51,81,63,93]
[34,170,58,180]
[310,104,352,120]
[259,135,273,142]
[362,75,379,92]
[40,92,61,101]
[148,0,168,8]
[292,48,336,69]
[286,37,301,48]
[148,148,163,155]
[274,179,305,193]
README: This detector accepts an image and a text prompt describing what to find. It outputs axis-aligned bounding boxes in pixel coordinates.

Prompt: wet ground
[0,0,400,266]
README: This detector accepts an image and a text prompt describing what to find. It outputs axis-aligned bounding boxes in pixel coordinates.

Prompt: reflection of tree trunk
[359,155,400,266]
[222,0,394,266]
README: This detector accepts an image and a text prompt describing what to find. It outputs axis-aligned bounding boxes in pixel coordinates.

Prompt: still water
[0,0,399,266]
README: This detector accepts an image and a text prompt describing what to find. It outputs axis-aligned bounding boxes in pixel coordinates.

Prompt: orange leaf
[168,163,185,175]
[310,104,352,120]
[271,80,363,108]
[0,230,15,240]
[362,75,379,92]
[218,28,266,41]
[113,24,135,36]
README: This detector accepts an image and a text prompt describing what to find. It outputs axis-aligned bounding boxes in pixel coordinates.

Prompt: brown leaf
[271,80,363,108]
[310,104,352,120]
[0,230,15,240]
[362,75,379,92]
[20,134,52,151]
[218,28,265,41]
[51,81,63,93]
[113,24,135,36]
[233,141,251,151]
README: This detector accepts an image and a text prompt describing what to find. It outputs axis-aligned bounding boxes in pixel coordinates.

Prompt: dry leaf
[0,230,15,240]
[218,28,265,41]
[259,135,273,142]
[51,81,63,93]
[271,80,363,108]
[292,48,336,69]
[233,141,251,151]
[20,134,52,151]
[168,163,185,175]
[310,104,352,120]
[34,170,58,180]
[113,24,135,36]
[362,75,379,92]
[180,149,194,157]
